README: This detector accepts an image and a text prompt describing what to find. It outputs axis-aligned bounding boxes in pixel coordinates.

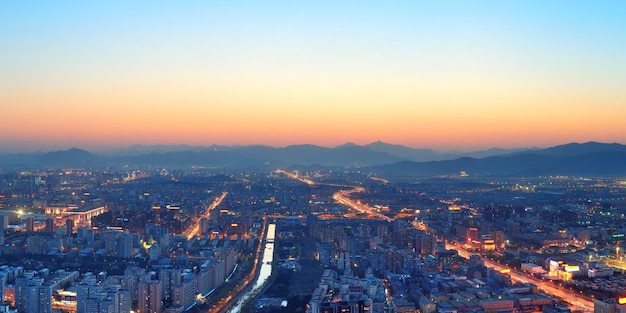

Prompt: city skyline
[2,1,626,152]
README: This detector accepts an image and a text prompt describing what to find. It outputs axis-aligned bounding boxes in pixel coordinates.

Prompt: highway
[447,242,594,312]
[276,169,596,311]
[332,188,393,222]
[276,169,393,222]
[182,192,228,240]
[275,169,316,185]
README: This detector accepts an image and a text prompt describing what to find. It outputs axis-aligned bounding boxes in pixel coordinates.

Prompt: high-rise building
[0,214,9,231]
[26,217,35,233]
[45,218,56,234]
[172,280,195,309]
[66,219,74,236]
[15,272,52,313]
[159,268,181,303]
[77,227,94,244]
[415,234,435,256]
[115,232,133,259]
[137,279,162,313]
[199,218,210,235]
[77,280,131,313]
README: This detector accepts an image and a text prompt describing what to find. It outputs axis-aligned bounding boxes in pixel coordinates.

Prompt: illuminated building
[16,270,78,313]
[52,289,76,312]
[547,260,580,281]
[3,286,15,307]
[448,204,461,212]
[45,205,105,228]
[466,227,481,250]
[482,235,495,251]
[491,230,505,249]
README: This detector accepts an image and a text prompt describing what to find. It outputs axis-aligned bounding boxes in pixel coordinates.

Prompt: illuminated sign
[618,297,626,305]
[500,269,511,274]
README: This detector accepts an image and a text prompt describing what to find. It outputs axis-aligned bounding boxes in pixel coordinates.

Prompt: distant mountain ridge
[1,141,625,176]
[369,142,626,176]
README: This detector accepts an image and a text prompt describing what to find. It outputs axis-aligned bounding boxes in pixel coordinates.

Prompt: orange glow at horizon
[3,79,625,151]
[2,2,626,152]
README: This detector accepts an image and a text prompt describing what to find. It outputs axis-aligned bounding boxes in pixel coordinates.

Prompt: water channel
[227,223,276,313]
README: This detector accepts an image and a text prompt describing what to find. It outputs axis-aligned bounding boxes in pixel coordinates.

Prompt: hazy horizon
[2,139,621,155]
[2,1,625,152]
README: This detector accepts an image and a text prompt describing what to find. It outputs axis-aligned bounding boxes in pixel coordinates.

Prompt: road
[332,188,393,222]
[182,192,228,240]
[207,218,270,313]
[275,169,316,185]
[276,169,392,222]
[447,242,594,312]
[278,168,594,311]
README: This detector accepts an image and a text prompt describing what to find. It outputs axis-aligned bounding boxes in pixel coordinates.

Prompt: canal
[227,223,276,313]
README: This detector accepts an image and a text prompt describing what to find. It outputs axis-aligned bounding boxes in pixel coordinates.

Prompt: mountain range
[1,141,625,176]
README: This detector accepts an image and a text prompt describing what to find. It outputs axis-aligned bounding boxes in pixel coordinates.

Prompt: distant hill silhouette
[0,148,107,169]
[369,142,626,176]
[1,141,625,175]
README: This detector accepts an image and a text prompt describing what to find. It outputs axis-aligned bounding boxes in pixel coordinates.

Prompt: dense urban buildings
[0,164,625,313]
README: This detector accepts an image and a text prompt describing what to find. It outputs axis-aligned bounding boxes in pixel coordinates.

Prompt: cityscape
[0,143,625,313]
[2,1,626,313]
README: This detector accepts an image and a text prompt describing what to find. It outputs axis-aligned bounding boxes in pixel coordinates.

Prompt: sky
[2,1,626,152]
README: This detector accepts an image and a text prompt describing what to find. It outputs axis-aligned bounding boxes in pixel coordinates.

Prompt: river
[227,223,276,313]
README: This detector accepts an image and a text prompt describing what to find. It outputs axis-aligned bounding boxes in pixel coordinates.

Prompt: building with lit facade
[45,205,105,228]
[547,260,580,281]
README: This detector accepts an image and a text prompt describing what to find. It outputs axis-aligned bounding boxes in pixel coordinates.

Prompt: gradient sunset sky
[2,1,625,152]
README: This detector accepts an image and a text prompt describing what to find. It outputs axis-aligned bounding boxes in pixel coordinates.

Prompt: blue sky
[1,1,625,152]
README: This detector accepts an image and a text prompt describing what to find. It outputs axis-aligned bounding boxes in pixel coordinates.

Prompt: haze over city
[2,1,626,153]
[4,3,626,313]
